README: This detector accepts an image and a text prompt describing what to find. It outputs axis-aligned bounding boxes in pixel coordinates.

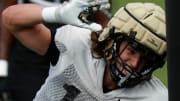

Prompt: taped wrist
[41,6,59,23]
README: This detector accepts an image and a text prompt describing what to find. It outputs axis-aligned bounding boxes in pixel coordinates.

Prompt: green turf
[111,0,168,87]
[154,62,168,87]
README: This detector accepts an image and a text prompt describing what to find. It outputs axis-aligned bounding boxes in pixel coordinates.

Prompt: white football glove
[42,0,110,31]
[0,59,8,77]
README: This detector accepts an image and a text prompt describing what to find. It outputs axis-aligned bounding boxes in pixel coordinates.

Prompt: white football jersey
[33,25,168,101]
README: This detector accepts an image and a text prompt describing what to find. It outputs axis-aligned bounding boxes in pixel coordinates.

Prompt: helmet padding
[99,2,166,55]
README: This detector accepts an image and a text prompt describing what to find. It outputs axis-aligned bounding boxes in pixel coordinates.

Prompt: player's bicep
[14,24,51,55]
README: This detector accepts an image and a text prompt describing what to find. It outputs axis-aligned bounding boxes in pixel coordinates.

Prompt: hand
[0,60,8,77]
[55,0,110,31]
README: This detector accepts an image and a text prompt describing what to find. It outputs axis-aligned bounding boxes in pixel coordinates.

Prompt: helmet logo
[147,37,158,47]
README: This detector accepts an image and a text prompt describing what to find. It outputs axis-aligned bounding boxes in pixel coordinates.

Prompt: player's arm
[2,0,110,55]
[2,4,51,55]
[0,0,17,77]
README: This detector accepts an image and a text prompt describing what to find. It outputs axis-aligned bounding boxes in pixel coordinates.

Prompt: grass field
[111,0,168,87]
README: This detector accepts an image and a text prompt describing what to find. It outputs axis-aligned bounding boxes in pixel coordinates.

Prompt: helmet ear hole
[105,50,111,59]
[104,49,113,63]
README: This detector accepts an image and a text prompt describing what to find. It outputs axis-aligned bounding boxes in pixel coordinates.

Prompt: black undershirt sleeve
[43,23,64,66]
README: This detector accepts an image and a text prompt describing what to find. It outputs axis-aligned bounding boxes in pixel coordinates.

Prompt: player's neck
[103,66,120,93]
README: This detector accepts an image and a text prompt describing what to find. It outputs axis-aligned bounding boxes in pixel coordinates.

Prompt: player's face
[115,41,146,76]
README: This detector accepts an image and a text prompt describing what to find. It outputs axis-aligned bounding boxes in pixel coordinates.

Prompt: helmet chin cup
[109,63,142,88]
[117,74,131,87]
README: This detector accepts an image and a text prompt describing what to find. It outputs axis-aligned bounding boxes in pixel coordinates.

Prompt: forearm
[2,4,51,55]
[2,4,44,32]
[1,0,110,55]
[2,0,111,33]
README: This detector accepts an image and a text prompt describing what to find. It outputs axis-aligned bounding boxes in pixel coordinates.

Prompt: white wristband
[0,59,8,77]
[41,6,58,23]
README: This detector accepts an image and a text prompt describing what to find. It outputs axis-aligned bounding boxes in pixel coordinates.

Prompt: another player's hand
[55,0,110,31]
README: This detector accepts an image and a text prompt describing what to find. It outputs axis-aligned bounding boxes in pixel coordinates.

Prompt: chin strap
[109,63,132,87]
